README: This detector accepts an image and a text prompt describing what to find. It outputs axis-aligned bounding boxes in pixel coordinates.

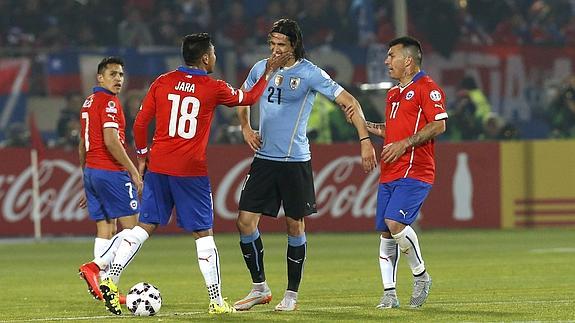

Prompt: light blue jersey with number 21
[243,59,343,162]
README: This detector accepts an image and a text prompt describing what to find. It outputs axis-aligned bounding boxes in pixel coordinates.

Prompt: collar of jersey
[398,70,427,91]
[412,70,426,82]
[279,59,303,72]
[92,86,115,95]
[177,66,208,75]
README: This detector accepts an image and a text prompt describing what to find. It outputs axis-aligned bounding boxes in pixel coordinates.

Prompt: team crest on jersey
[289,77,300,90]
[274,74,284,86]
[429,90,442,101]
[405,90,415,100]
[130,200,138,210]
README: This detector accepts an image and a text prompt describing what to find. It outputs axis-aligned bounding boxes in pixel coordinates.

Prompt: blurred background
[1,0,574,237]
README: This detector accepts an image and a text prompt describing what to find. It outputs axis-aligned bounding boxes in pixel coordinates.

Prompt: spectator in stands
[56,94,84,146]
[254,0,282,43]
[179,0,212,32]
[328,0,357,48]
[283,0,301,20]
[153,6,181,46]
[444,80,483,141]
[117,9,153,47]
[479,112,517,140]
[460,76,492,124]
[299,0,331,47]
[547,75,575,138]
[0,122,29,148]
[216,0,253,50]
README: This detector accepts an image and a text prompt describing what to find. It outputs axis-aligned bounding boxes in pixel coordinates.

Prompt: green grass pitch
[0,228,574,322]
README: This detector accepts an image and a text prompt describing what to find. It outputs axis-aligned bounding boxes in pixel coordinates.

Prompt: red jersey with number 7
[380,71,448,184]
[80,87,127,171]
[134,66,269,176]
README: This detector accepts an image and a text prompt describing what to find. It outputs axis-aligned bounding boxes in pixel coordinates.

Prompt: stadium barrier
[0,141,574,237]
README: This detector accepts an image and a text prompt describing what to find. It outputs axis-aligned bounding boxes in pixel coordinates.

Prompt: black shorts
[238,157,317,219]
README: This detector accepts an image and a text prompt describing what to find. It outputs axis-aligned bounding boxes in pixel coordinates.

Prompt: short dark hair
[182,33,213,66]
[97,56,124,75]
[269,19,306,60]
[388,36,423,66]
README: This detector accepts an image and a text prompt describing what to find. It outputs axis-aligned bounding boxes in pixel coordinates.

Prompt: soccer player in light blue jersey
[233,18,377,312]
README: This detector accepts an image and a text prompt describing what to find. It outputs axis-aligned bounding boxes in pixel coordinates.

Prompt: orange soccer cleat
[79,262,103,300]
[79,262,126,304]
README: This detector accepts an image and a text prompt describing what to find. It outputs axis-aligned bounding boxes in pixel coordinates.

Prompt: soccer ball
[126,282,162,316]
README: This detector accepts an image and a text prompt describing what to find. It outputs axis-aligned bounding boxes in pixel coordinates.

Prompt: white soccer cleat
[376,293,400,309]
[233,288,272,311]
[274,291,297,311]
[410,275,432,307]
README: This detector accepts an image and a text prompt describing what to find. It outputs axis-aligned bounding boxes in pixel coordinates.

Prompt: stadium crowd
[1,0,575,148]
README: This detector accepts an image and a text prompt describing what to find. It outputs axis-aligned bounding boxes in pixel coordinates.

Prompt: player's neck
[187,65,207,72]
[283,58,297,68]
[399,69,420,87]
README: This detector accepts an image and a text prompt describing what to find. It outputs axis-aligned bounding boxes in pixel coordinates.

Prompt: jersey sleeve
[216,74,268,107]
[308,65,344,101]
[242,60,266,91]
[133,81,157,156]
[99,97,121,129]
[419,83,448,122]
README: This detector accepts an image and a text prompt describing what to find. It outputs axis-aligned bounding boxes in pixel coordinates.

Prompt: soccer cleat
[100,278,122,315]
[233,289,272,311]
[79,262,127,305]
[376,293,400,309]
[79,262,103,300]
[274,291,297,312]
[410,275,432,308]
[208,299,236,314]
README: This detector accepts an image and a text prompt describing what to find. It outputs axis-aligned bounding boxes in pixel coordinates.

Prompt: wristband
[360,136,370,142]
[136,147,148,155]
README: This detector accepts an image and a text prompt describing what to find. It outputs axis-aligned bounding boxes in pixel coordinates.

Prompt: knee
[236,214,256,235]
[286,219,305,236]
[384,219,405,236]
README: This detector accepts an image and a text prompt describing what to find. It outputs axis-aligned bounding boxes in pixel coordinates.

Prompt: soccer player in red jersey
[77,57,142,308]
[366,36,447,309]
[97,33,290,315]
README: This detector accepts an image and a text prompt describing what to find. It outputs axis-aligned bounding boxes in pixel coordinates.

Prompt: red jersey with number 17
[80,87,127,171]
[381,71,448,184]
[134,66,269,176]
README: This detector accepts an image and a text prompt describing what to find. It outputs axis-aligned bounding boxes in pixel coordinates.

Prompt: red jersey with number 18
[380,71,448,184]
[81,87,127,171]
[134,66,269,176]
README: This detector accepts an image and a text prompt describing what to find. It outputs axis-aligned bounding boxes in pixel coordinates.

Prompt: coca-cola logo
[0,159,86,223]
[0,155,380,229]
[214,156,379,219]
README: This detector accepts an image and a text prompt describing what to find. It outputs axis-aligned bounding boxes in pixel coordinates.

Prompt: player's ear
[202,53,209,66]
[96,73,104,83]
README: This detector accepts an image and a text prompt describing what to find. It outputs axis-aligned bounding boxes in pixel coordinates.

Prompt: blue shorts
[139,171,213,232]
[83,168,139,221]
[375,178,432,232]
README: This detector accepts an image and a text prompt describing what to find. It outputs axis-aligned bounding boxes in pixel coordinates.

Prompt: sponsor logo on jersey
[289,77,300,90]
[429,90,442,101]
[82,96,94,108]
[274,74,284,87]
[106,107,118,113]
[405,90,415,100]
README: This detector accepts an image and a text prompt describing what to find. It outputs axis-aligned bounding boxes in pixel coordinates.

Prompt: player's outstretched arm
[103,128,143,196]
[366,121,386,138]
[335,90,377,173]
